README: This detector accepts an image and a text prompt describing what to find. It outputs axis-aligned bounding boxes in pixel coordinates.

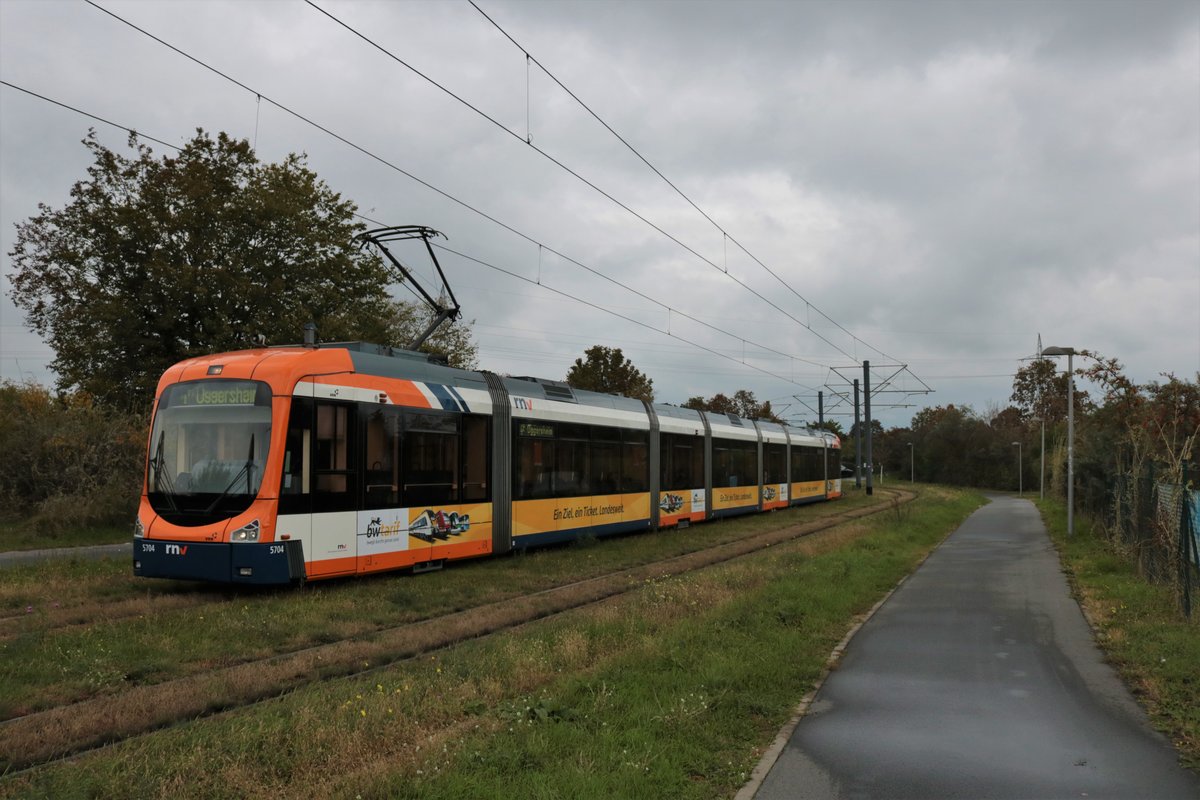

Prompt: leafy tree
[682,389,781,422]
[1010,356,1091,424]
[565,345,654,402]
[8,130,401,408]
[807,419,845,437]
[383,298,479,370]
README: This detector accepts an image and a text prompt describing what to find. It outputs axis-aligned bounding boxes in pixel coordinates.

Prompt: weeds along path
[0,489,913,771]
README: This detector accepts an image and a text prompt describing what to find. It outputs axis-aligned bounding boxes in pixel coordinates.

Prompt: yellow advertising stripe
[512,493,651,536]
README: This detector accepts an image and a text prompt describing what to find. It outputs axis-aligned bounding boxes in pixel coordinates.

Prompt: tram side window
[792,446,823,482]
[314,402,355,511]
[736,441,758,487]
[403,412,457,507]
[461,415,489,502]
[714,439,749,488]
[515,434,552,500]
[514,421,646,500]
[662,434,705,490]
[280,398,312,515]
[590,427,621,495]
[713,439,757,488]
[825,447,839,480]
[554,437,589,496]
[363,407,402,508]
[622,429,649,492]
[764,444,786,485]
[713,441,733,487]
[282,402,309,495]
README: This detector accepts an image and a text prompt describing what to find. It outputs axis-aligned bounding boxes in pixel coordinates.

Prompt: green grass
[2,486,985,798]
[0,518,129,551]
[1037,497,1200,769]
[0,492,881,717]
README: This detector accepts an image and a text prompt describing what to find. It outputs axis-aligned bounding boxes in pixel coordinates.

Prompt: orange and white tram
[134,342,842,584]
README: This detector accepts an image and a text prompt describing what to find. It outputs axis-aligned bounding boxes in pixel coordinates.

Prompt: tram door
[280,381,358,579]
[309,398,358,577]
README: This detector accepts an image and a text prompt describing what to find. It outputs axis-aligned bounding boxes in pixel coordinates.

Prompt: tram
[134,342,841,584]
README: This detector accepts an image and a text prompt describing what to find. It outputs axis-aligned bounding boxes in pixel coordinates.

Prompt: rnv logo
[165,544,189,556]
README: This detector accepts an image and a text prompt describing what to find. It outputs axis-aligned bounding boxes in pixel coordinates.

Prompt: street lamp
[1011,441,1022,496]
[1042,346,1075,536]
[907,442,914,483]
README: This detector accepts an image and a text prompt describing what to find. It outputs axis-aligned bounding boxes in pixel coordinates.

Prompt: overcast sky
[2,0,1197,428]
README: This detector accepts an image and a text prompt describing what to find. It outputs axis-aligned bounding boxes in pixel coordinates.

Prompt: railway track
[0,590,246,644]
[1,488,913,774]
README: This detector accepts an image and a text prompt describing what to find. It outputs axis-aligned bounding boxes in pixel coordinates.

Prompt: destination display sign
[172,381,260,407]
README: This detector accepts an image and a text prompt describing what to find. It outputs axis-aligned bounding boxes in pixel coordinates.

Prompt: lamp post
[1042,346,1075,536]
[1011,441,1022,496]
[907,442,914,483]
[1039,416,1045,501]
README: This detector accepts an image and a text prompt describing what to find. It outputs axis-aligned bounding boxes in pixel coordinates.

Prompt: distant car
[840,464,855,478]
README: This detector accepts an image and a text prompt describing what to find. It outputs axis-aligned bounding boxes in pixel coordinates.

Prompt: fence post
[1180,462,1193,620]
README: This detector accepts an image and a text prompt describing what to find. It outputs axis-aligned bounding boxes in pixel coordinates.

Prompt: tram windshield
[147,380,273,524]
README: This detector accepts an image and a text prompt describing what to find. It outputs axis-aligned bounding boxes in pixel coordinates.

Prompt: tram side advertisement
[357,503,492,552]
[512,493,651,536]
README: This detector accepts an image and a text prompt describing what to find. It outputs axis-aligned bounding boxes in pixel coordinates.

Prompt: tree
[382,298,479,370]
[9,129,402,408]
[1010,356,1091,424]
[807,419,845,437]
[682,389,781,422]
[565,345,654,402]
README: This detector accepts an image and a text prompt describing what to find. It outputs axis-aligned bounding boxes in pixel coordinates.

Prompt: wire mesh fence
[1103,461,1199,620]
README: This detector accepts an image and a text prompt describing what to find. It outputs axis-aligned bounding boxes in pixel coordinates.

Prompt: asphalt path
[0,541,128,568]
[753,494,1199,800]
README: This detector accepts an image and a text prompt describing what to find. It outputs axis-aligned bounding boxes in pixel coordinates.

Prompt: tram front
[134,377,302,584]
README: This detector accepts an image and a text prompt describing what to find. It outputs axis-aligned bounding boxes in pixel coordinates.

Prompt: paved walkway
[0,541,127,568]
[753,495,1199,799]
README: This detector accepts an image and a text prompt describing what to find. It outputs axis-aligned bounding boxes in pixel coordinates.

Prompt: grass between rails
[1037,497,1200,770]
[2,486,985,799]
[0,493,879,719]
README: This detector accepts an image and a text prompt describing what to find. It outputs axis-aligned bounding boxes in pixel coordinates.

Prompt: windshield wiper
[203,434,257,514]
[151,431,180,514]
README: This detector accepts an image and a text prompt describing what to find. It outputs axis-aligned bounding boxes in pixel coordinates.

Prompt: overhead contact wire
[73,3,831,374]
[467,0,904,365]
[1,78,819,386]
[302,0,860,362]
[433,242,819,390]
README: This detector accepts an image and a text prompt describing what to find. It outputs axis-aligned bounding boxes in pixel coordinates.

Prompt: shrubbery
[0,381,147,532]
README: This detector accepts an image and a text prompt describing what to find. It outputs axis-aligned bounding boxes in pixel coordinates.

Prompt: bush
[0,381,147,532]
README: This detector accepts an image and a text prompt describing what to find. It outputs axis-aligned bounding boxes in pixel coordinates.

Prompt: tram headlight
[229,519,261,543]
[134,518,144,538]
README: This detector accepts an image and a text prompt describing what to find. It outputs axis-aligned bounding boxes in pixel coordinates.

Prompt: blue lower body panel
[513,519,650,549]
[133,539,305,584]
[712,505,758,520]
